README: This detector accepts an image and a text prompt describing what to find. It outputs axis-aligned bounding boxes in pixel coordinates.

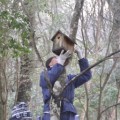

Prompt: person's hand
[57,50,72,65]
[74,45,83,59]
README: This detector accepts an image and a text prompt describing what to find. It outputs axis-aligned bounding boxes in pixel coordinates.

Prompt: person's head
[46,56,70,69]
[46,56,58,69]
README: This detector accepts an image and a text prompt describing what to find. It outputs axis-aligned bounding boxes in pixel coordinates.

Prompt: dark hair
[45,56,56,68]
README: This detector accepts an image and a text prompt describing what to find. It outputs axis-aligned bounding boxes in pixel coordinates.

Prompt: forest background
[0,0,120,120]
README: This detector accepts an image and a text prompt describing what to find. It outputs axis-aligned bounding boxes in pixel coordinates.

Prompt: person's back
[9,102,32,120]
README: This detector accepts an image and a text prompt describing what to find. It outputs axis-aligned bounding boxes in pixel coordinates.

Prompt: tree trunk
[16,0,36,104]
[16,54,32,103]
[69,0,86,119]
[69,0,84,41]
[107,0,120,119]
[0,58,8,120]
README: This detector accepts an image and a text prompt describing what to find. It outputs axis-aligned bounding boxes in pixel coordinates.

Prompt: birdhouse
[51,30,76,55]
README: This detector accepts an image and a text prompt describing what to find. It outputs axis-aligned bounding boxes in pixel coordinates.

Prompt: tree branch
[31,32,44,66]
[100,103,120,115]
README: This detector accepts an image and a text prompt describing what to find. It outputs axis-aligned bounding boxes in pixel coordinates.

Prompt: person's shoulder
[79,58,88,62]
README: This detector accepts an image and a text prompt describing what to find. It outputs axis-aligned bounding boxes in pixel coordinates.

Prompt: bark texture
[108,0,120,119]
[0,58,8,120]
[69,0,84,41]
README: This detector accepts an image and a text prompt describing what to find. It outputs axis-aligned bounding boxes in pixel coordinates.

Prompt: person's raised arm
[69,46,92,88]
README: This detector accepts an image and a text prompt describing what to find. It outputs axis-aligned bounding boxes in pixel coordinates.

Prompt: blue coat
[40,58,92,120]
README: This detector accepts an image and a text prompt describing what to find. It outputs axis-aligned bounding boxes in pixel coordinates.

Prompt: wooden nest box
[51,30,76,55]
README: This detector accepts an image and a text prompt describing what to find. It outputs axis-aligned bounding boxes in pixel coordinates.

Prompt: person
[9,102,32,120]
[40,46,92,120]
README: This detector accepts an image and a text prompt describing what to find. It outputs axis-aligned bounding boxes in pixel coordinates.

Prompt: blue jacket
[40,58,92,114]
[9,102,32,120]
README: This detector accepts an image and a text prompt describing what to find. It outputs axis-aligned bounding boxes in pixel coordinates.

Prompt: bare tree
[107,0,120,119]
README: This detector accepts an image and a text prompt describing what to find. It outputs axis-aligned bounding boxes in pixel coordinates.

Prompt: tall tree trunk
[16,54,32,103]
[16,0,36,104]
[0,58,8,120]
[107,0,120,119]
[69,0,84,41]
[69,0,86,119]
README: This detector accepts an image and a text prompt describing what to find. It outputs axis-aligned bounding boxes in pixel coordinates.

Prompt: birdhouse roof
[51,30,76,44]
